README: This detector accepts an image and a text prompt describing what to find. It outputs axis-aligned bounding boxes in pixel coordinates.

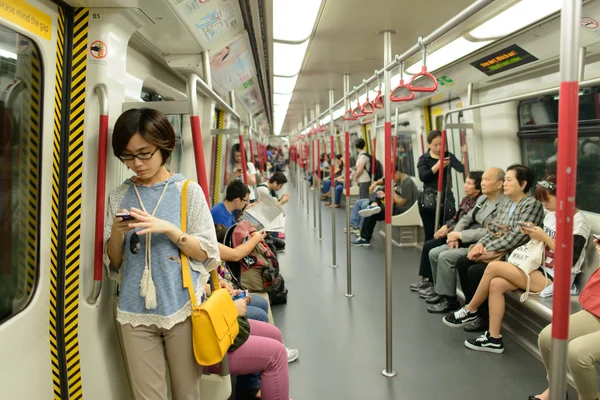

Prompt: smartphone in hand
[232,290,248,301]
[116,212,135,221]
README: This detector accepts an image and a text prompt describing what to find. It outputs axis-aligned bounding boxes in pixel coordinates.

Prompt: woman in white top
[444,175,590,353]
[230,143,257,201]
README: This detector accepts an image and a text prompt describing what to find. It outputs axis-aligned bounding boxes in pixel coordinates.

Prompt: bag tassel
[140,267,149,297]
[145,275,158,310]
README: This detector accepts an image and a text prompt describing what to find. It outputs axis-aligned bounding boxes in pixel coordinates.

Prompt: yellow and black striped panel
[49,8,65,400]
[213,109,224,204]
[27,47,41,296]
[423,105,431,134]
[15,42,41,300]
[63,8,88,399]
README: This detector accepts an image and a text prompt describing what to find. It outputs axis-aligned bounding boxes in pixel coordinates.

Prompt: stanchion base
[318,237,323,241]
[381,369,397,377]
[330,264,338,268]
[344,293,354,298]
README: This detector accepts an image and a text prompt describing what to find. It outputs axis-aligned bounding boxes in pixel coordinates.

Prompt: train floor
[273,184,550,400]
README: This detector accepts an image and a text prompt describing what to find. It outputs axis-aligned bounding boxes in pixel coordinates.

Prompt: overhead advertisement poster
[470,44,538,76]
[210,34,264,117]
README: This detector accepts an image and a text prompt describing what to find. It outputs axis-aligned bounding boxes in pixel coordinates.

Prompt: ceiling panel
[279,0,484,133]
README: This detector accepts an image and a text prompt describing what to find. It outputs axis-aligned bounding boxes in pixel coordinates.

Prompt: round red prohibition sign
[581,17,599,29]
[90,40,107,59]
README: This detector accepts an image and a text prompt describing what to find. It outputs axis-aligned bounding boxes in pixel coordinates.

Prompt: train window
[519,88,600,128]
[395,134,416,177]
[0,28,43,324]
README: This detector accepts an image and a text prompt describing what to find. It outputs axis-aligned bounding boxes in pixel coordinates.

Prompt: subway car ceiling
[61,0,600,137]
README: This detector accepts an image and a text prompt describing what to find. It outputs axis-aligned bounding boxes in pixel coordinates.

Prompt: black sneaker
[443,306,479,328]
[351,238,371,247]
[427,297,460,313]
[419,286,435,298]
[409,280,432,292]
[464,331,504,354]
[425,294,443,304]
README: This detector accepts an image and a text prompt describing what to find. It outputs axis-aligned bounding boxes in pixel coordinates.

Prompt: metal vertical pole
[382,30,396,378]
[313,107,319,231]
[578,46,586,81]
[329,89,338,268]
[550,1,581,399]
[317,131,323,240]
[304,115,310,216]
[343,74,354,297]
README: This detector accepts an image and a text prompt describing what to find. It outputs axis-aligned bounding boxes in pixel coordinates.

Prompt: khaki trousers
[121,318,201,400]
[539,309,600,400]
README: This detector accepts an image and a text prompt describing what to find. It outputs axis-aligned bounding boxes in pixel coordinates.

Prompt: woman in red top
[531,237,600,400]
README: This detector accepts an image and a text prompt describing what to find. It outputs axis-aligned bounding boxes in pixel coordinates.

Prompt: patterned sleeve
[186,182,220,272]
[485,198,544,252]
[103,185,129,282]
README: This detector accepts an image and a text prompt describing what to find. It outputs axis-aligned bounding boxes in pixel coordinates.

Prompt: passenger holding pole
[417,130,466,243]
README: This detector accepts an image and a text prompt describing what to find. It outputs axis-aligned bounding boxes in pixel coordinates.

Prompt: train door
[0,1,79,398]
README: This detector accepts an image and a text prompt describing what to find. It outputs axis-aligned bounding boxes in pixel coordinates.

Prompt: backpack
[229,221,280,292]
[269,274,288,305]
[364,153,384,181]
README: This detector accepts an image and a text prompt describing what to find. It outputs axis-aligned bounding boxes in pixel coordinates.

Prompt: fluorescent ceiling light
[406,37,492,74]
[274,93,293,106]
[321,115,331,125]
[0,48,17,59]
[470,0,561,40]
[273,0,322,41]
[333,107,344,120]
[273,41,309,77]
[274,75,299,94]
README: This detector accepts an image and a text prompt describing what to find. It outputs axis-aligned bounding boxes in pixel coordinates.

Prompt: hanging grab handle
[87,84,108,305]
[361,80,374,114]
[352,89,366,118]
[343,108,357,121]
[407,37,438,93]
[390,58,415,102]
[373,73,384,109]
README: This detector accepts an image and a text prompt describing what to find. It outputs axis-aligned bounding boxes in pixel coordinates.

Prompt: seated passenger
[211,180,250,227]
[440,164,545,332]
[257,172,291,205]
[426,168,505,313]
[351,165,418,247]
[323,155,344,208]
[411,171,483,296]
[206,286,291,400]
[347,179,389,234]
[531,237,600,400]
[445,176,590,353]
[213,224,298,399]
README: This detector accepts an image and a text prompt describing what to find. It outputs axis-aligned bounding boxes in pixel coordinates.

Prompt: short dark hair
[215,224,228,243]
[225,181,250,201]
[355,138,366,150]
[112,108,175,165]
[534,175,557,202]
[231,143,241,166]
[468,170,483,191]
[427,130,442,144]
[507,164,535,193]
[270,172,287,185]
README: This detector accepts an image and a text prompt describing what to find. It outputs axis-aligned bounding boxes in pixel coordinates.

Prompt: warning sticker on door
[90,40,107,59]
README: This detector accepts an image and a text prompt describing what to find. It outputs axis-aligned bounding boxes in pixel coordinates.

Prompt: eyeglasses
[120,148,159,161]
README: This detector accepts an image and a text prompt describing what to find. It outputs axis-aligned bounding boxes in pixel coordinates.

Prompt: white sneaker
[358,205,381,218]
[285,346,299,363]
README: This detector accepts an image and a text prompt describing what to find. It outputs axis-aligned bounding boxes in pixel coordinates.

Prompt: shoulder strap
[181,180,219,308]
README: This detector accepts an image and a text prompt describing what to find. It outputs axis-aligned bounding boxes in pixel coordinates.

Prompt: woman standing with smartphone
[417,130,466,243]
[104,108,220,399]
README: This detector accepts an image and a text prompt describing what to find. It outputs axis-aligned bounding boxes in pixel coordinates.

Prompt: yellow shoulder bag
[181,180,239,366]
